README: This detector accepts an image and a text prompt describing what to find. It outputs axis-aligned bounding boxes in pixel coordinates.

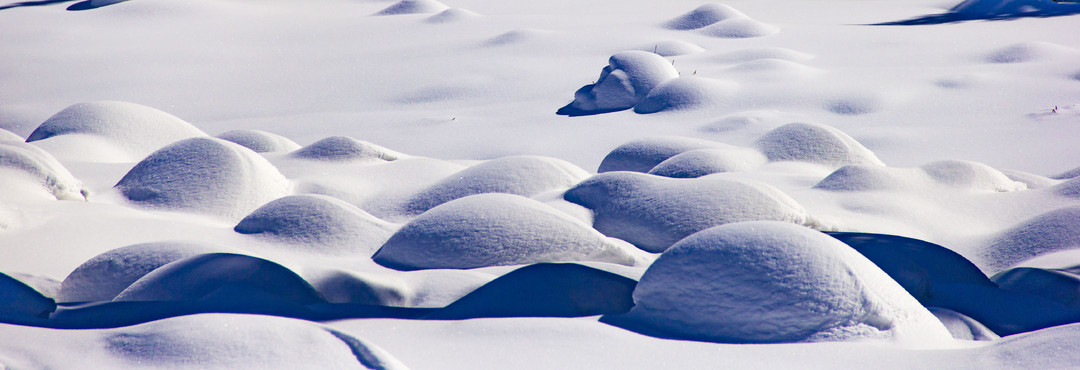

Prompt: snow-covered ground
[2,0,1080,368]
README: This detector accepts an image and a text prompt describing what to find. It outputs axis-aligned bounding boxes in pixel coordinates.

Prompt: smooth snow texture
[929,308,1000,341]
[984,41,1078,64]
[754,122,886,168]
[115,137,291,220]
[632,77,737,114]
[215,129,301,153]
[234,194,395,255]
[0,273,54,321]
[699,17,780,39]
[564,171,812,252]
[647,146,768,178]
[639,40,705,57]
[25,101,206,162]
[373,193,646,271]
[0,140,85,200]
[981,207,1080,273]
[663,3,748,30]
[373,0,449,16]
[557,51,679,116]
[425,8,480,23]
[403,155,590,214]
[57,241,225,303]
[920,160,1026,192]
[597,136,728,173]
[610,221,952,344]
[713,47,815,63]
[290,136,401,162]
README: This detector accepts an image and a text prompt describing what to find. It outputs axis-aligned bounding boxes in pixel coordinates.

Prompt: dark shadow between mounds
[871,8,1080,25]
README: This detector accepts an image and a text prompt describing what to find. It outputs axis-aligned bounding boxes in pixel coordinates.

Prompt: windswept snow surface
[2,0,1080,368]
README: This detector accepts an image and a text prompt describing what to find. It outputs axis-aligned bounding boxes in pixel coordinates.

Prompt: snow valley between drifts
[2,0,1080,368]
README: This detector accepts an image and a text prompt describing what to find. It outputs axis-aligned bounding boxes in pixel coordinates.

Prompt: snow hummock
[0,140,86,201]
[403,155,590,214]
[754,122,886,168]
[632,77,737,114]
[216,129,301,154]
[425,8,480,23]
[647,146,767,178]
[57,241,225,303]
[373,0,449,16]
[373,193,647,271]
[114,137,291,220]
[557,51,679,116]
[663,3,748,30]
[606,221,952,344]
[981,207,1080,273]
[920,160,1027,192]
[290,136,401,162]
[25,101,206,162]
[234,194,395,255]
[564,171,812,252]
[992,267,1080,307]
[597,136,727,173]
[700,17,780,39]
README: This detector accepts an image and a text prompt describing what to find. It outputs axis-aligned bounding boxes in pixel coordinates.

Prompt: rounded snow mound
[598,136,725,173]
[57,241,225,303]
[114,253,325,305]
[993,267,1080,307]
[640,40,705,57]
[373,0,448,16]
[114,137,291,220]
[564,171,811,252]
[425,8,480,23]
[920,160,1026,192]
[929,308,1000,341]
[664,3,747,30]
[26,101,206,162]
[557,51,679,116]
[484,28,552,46]
[215,129,301,153]
[373,193,645,271]
[981,207,1080,273]
[0,272,55,321]
[1055,176,1080,197]
[100,315,407,369]
[815,165,911,192]
[0,128,22,141]
[754,122,885,168]
[647,146,767,178]
[403,155,590,214]
[985,41,1077,64]
[0,140,85,200]
[700,17,779,38]
[234,194,395,255]
[608,222,951,344]
[290,136,400,162]
[714,47,814,63]
[633,77,738,114]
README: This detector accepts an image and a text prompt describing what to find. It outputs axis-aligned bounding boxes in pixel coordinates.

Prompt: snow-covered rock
[114,137,291,220]
[647,146,767,178]
[598,136,725,173]
[632,77,737,114]
[57,241,225,303]
[606,221,952,344]
[402,155,589,214]
[557,51,679,116]
[663,3,748,30]
[920,160,1026,192]
[0,140,85,200]
[216,129,301,153]
[290,136,401,162]
[992,267,1080,307]
[373,193,646,271]
[754,122,885,168]
[980,207,1080,273]
[26,101,206,162]
[234,194,395,255]
[564,171,812,252]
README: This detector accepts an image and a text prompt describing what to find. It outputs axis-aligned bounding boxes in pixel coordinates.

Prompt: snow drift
[754,122,885,168]
[234,194,395,255]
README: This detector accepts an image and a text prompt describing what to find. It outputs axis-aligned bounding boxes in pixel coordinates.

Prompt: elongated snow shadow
[0,0,75,10]
[871,9,1080,25]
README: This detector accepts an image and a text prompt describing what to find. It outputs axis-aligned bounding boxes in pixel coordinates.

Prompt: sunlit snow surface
[2,0,1080,368]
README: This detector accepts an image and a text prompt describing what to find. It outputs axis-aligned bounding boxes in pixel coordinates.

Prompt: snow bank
[557,51,679,116]
[754,122,885,168]
[920,160,1026,192]
[647,146,767,178]
[373,0,448,16]
[428,263,636,319]
[57,241,224,303]
[980,207,1080,273]
[216,129,301,153]
[606,222,951,344]
[632,77,737,114]
[639,40,705,57]
[403,155,590,214]
[115,137,290,220]
[373,193,645,271]
[290,136,401,162]
[597,136,726,173]
[114,253,325,306]
[26,101,206,162]
[663,3,747,30]
[564,171,811,252]
[234,194,395,255]
[0,140,85,200]
[0,272,54,321]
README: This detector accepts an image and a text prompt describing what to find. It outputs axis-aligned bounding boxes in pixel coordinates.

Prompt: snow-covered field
[2,0,1080,368]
